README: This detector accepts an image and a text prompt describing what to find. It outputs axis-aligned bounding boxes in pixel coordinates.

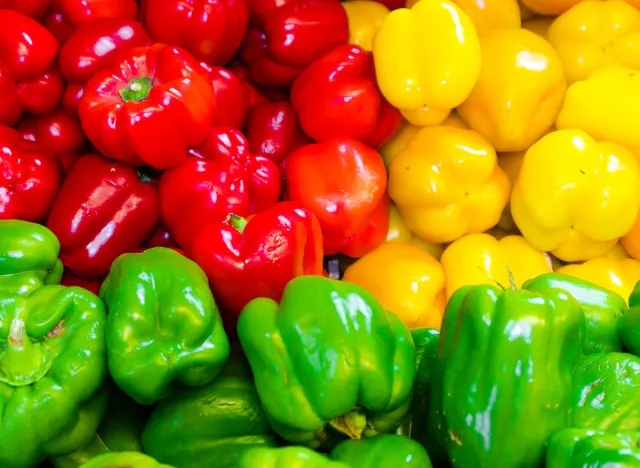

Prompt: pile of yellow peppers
[342,0,640,329]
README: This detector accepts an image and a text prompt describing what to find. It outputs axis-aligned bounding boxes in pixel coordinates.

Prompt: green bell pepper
[100,247,230,405]
[78,453,174,468]
[330,434,432,467]
[547,429,640,468]
[571,352,640,431]
[620,281,640,357]
[239,447,348,468]
[0,285,108,468]
[428,283,585,468]
[408,328,439,446]
[523,273,625,354]
[0,220,63,296]
[142,356,279,468]
[237,276,416,448]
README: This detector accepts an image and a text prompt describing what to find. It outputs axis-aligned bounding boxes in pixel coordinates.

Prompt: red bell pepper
[0,0,51,20]
[0,125,61,222]
[78,44,216,170]
[227,63,269,107]
[374,0,405,10]
[142,0,249,66]
[199,63,250,129]
[62,83,84,118]
[160,126,281,249]
[188,201,323,320]
[46,153,160,278]
[291,44,402,148]
[145,224,178,249]
[61,270,103,295]
[240,0,349,87]
[16,110,88,173]
[285,138,388,256]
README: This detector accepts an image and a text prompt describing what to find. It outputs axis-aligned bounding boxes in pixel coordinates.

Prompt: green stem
[328,409,368,439]
[119,77,153,103]
[226,214,248,234]
[0,318,52,386]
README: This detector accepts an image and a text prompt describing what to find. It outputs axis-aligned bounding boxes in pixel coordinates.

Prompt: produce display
[1,0,640,467]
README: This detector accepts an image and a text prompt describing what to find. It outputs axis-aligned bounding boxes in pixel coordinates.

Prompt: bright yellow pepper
[400,107,450,127]
[441,233,553,298]
[621,212,640,261]
[457,28,566,152]
[388,125,511,244]
[558,257,640,303]
[511,129,640,262]
[343,242,446,328]
[342,1,390,52]
[520,0,581,16]
[373,0,481,114]
[441,111,469,129]
[605,243,630,260]
[386,203,444,260]
[522,16,554,39]
[518,0,537,20]
[556,67,640,158]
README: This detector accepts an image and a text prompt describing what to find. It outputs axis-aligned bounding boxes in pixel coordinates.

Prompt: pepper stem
[328,409,368,439]
[120,77,153,103]
[0,318,52,386]
[226,214,248,234]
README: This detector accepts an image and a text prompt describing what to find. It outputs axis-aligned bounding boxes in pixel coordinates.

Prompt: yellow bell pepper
[400,107,450,127]
[558,257,640,303]
[441,111,469,129]
[343,242,446,328]
[511,129,640,262]
[441,233,553,298]
[621,212,640,261]
[388,125,511,244]
[548,0,640,85]
[386,203,444,260]
[522,16,554,39]
[457,28,566,152]
[518,0,537,20]
[519,0,581,16]
[342,1,390,52]
[373,0,481,114]
[605,243,630,260]
[556,67,640,158]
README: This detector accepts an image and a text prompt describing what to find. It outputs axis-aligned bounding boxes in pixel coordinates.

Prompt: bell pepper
[547,429,640,468]
[61,271,102,296]
[449,0,522,36]
[342,0,389,52]
[291,44,402,148]
[285,138,388,257]
[520,0,581,15]
[0,284,108,468]
[46,154,160,279]
[457,28,566,152]
[379,121,420,170]
[621,282,640,357]
[144,224,178,250]
[240,447,347,467]
[0,125,61,223]
[142,357,280,468]
[330,435,432,467]
[78,44,216,170]
[0,220,63,297]
[343,242,446,328]
[188,202,323,323]
[522,15,553,39]
[622,212,640,261]
[63,83,85,118]
[142,0,248,66]
[511,129,640,262]
[388,125,511,244]
[160,126,281,250]
[571,352,640,431]
[100,247,230,405]
[441,233,553,298]
[77,453,173,468]
[238,275,416,447]
[16,110,89,174]
[241,0,349,87]
[0,0,50,20]
[0,10,62,126]
[200,64,250,129]
[430,282,586,467]
[373,0,481,115]
[556,67,640,158]
[386,204,444,260]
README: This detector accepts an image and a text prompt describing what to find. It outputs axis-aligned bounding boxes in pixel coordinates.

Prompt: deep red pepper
[79,44,216,170]
[46,153,160,278]
[160,126,281,250]
[188,201,323,321]
[199,63,250,129]
[0,125,61,222]
[228,63,269,107]
[145,224,178,249]
[16,110,89,173]
[373,0,405,9]
[62,83,84,118]
[0,0,51,20]
[142,0,249,66]
[61,270,103,295]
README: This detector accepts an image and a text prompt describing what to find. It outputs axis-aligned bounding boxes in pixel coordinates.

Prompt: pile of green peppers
[2,220,640,468]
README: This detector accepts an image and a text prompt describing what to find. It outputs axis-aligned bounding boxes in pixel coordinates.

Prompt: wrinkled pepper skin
[0,220,63,297]
[78,452,173,468]
[571,353,640,431]
[621,283,640,357]
[100,248,230,405]
[547,429,640,468]
[330,435,432,467]
[46,154,160,279]
[201,63,250,129]
[238,276,416,447]
[523,273,626,355]
[143,357,280,468]
[0,285,108,468]
[239,447,348,468]
[79,44,216,170]
[429,284,586,468]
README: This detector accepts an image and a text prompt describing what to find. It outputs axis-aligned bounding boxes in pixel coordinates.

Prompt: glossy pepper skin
[200,63,250,129]
[520,0,580,16]
[291,44,402,148]
[241,0,349,87]
[0,285,108,468]
[240,447,347,468]
[429,283,586,468]
[386,204,444,260]
[160,126,281,250]
[79,44,216,170]
[142,0,249,66]
[46,154,160,279]
[621,283,640,357]
[524,273,626,355]
[188,202,323,322]
[100,248,230,405]
[547,429,640,468]
[438,0,520,36]
[143,357,280,468]
[342,0,389,52]
[0,125,61,222]
[330,435,432,467]
[511,129,640,262]
[77,452,173,468]
[238,275,416,447]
